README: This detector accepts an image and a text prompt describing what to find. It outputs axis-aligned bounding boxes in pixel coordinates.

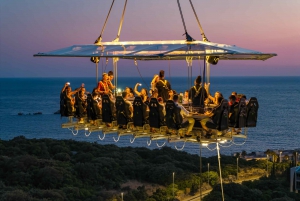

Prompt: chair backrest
[133,96,148,126]
[165,100,176,129]
[246,97,259,127]
[60,92,67,117]
[219,99,229,131]
[86,94,93,120]
[148,98,165,128]
[236,98,247,128]
[165,100,183,129]
[115,96,131,126]
[102,95,113,123]
[211,99,229,131]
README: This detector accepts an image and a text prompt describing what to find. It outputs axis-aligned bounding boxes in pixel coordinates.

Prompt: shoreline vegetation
[0,136,299,201]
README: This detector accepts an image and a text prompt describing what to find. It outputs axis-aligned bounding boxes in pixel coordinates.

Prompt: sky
[0,0,300,77]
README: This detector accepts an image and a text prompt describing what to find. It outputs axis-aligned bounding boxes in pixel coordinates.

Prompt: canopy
[34,40,276,61]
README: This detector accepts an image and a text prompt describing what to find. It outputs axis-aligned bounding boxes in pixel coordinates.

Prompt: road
[182,175,262,201]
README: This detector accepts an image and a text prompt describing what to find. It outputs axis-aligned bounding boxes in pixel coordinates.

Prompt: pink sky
[1,0,300,77]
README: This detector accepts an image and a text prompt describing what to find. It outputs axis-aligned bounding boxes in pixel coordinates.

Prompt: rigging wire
[114,0,128,42]
[188,0,208,41]
[176,0,194,41]
[168,58,171,84]
[134,59,149,89]
[232,138,247,146]
[94,0,116,44]
[103,58,109,73]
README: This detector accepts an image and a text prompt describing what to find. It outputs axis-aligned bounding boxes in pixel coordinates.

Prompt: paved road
[182,175,262,201]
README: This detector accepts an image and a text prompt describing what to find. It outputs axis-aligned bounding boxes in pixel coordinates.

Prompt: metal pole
[267,154,269,177]
[206,62,210,84]
[173,172,175,199]
[279,151,282,163]
[208,163,210,185]
[121,192,123,201]
[113,58,118,96]
[216,143,225,201]
[237,157,239,180]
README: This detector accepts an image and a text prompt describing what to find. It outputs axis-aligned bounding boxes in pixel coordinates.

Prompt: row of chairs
[62,94,259,143]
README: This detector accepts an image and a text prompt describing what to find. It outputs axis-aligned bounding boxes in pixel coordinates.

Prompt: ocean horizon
[0,76,299,157]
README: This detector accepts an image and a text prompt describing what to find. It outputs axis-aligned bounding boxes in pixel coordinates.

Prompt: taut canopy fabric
[34,40,276,61]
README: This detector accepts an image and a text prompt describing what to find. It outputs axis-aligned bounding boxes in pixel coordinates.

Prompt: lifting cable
[103,58,109,73]
[94,0,116,44]
[176,0,194,41]
[168,58,172,84]
[134,59,149,89]
[91,0,115,64]
[114,0,128,42]
[188,0,208,42]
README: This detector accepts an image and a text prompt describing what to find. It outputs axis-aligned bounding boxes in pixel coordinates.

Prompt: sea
[0,77,299,157]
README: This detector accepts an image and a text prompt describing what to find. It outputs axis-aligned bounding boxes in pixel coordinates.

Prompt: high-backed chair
[133,96,148,127]
[207,99,229,131]
[60,91,74,117]
[165,100,188,131]
[115,96,132,127]
[87,94,102,121]
[148,98,165,128]
[246,97,259,127]
[235,98,247,128]
[74,90,87,119]
[102,95,114,123]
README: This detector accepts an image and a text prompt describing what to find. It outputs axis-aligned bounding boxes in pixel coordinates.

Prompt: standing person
[189,75,208,107]
[156,70,171,102]
[97,73,110,96]
[107,71,115,92]
[150,74,159,92]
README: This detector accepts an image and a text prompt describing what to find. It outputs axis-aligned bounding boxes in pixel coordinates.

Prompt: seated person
[168,89,176,101]
[208,91,223,105]
[200,96,224,138]
[173,94,195,137]
[122,91,133,118]
[150,89,159,99]
[76,86,87,123]
[89,92,102,124]
[134,83,148,102]
[182,90,189,104]
[125,87,134,98]
[157,97,166,116]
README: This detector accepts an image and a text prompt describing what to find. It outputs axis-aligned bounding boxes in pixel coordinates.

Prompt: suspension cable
[168,58,171,80]
[176,0,194,41]
[134,59,149,89]
[188,0,208,42]
[94,0,116,44]
[114,0,128,42]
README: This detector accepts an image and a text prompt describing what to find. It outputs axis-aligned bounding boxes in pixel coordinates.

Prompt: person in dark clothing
[156,70,171,102]
[189,75,208,107]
